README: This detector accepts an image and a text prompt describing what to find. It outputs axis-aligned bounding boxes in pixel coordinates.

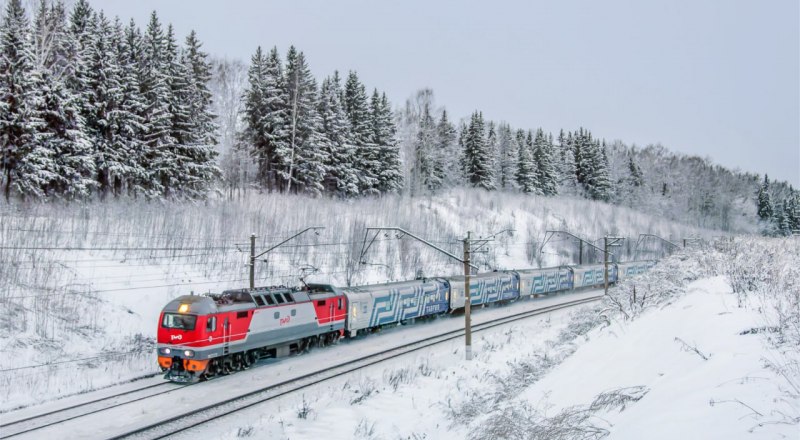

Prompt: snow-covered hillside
[0,189,711,409]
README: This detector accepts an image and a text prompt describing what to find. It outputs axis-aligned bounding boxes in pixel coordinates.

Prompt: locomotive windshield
[162,313,197,330]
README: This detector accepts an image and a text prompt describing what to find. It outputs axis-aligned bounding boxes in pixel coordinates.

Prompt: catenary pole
[604,236,609,295]
[464,231,472,361]
[249,233,256,289]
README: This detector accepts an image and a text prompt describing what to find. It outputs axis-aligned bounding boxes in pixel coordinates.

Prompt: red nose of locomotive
[157,295,216,382]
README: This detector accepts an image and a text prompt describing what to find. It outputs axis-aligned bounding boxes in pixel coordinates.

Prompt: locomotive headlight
[178,303,190,313]
[161,348,171,355]
[183,350,194,358]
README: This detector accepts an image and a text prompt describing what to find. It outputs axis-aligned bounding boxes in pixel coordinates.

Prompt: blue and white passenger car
[342,279,449,336]
[446,271,518,309]
[515,266,573,297]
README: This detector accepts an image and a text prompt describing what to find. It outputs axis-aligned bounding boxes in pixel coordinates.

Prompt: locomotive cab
[157,294,222,382]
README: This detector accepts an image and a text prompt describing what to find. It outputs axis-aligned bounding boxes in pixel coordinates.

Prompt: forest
[1,0,798,235]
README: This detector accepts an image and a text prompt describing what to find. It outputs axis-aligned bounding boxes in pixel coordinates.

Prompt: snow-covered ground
[0,189,711,409]
[178,237,798,439]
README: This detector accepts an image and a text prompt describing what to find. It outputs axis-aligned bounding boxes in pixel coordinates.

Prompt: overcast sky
[93,0,799,186]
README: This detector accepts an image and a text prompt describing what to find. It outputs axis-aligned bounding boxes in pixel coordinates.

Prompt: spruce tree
[485,121,498,190]
[460,112,494,190]
[1,0,47,200]
[757,174,773,220]
[411,101,438,194]
[515,129,535,193]
[283,47,325,195]
[343,71,378,194]
[532,128,557,195]
[119,19,148,195]
[496,122,516,190]
[241,46,288,191]
[435,109,458,188]
[37,69,94,198]
[317,74,358,197]
[372,91,402,193]
[85,12,129,197]
[557,130,578,192]
[628,155,644,187]
[140,11,176,197]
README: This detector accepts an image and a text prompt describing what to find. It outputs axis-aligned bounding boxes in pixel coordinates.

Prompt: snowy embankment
[192,237,798,439]
[0,189,709,410]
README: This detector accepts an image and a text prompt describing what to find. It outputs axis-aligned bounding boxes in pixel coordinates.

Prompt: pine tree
[317,73,358,197]
[1,0,48,200]
[756,174,773,220]
[371,91,402,193]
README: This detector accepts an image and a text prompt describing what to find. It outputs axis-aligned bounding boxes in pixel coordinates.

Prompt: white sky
[91,0,800,186]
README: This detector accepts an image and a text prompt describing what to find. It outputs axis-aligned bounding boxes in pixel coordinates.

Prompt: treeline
[0,0,217,201]
[233,48,402,197]
[391,90,797,233]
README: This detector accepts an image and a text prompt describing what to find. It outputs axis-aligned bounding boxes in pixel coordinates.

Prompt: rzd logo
[279,316,291,326]
[171,334,183,341]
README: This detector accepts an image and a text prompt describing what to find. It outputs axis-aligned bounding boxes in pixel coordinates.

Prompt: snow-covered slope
[0,189,717,410]
[183,237,799,439]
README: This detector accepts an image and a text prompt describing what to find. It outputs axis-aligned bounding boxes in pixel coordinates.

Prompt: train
[156,260,655,382]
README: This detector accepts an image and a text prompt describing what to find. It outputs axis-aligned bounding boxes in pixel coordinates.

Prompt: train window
[274,294,286,304]
[206,316,216,332]
[317,300,326,306]
[284,293,294,302]
[291,309,296,317]
[237,311,248,319]
[162,313,196,330]
[253,295,265,307]
[264,295,276,305]
[274,311,280,319]
[338,298,342,309]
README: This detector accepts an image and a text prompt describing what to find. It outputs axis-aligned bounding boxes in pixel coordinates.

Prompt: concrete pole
[249,233,256,290]
[464,231,472,361]
[604,236,609,295]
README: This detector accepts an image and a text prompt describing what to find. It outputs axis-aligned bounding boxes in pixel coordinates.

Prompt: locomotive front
[157,295,218,382]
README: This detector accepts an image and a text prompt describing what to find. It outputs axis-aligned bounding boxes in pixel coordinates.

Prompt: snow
[518,276,793,439]
[154,254,795,439]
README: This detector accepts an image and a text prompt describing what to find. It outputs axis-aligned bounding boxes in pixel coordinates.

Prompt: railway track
[2,293,601,440]
[0,381,183,439]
